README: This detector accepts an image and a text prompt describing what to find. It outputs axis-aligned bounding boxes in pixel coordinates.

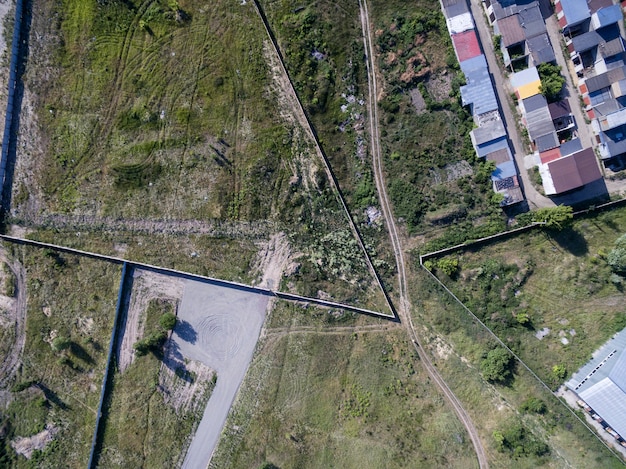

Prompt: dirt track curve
[358,1,489,467]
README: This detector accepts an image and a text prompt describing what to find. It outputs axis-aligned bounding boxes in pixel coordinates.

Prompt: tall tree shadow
[546,228,588,256]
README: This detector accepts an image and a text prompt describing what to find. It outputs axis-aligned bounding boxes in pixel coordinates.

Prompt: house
[566,327,626,445]
[451,29,483,63]
[460,55,499,119]
[511,66,542,100]
[539,147,603,194]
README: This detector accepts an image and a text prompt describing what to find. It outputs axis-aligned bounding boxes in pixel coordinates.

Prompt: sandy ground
[116,268,184,372]
[10,423,58,459]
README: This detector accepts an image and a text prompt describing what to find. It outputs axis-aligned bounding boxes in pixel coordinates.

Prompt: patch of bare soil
[116,269,184,372]
[159,355,215,415]
[10,423,59,459]
[251,232,292,290]
[445,160,473,181]
[400,52,429,83]
[410,87,426,113]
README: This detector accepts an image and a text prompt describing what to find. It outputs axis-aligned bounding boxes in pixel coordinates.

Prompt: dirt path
[0,245,26,405]
[116,268,184,372]
[358,1,489,467]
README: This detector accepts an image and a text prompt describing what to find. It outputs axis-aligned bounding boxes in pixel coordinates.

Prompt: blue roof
[594,5,623,29]
[476,136,509,157]
[461,65,498,116]
[460,54,488,75]
[561,0,590,26]
[492,160,517,179]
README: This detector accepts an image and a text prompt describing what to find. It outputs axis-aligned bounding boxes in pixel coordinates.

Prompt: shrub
[520,397,547,414]
[607,234,626,274]
[159,312,177,330]
[480,347,513,384]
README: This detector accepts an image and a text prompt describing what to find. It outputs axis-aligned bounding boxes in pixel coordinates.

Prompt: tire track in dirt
[358,1,489,467]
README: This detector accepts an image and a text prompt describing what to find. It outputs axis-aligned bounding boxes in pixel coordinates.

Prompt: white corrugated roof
[580,378,626,438]
[446,12,474,35]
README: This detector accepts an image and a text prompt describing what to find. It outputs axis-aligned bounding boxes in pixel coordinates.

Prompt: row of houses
[484,0,603,195]
[442,0,525,206]
[556,0,626,170]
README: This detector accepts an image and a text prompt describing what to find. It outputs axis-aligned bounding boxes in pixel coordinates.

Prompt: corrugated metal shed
[535,131,560,152]
[560,0,590,27]
[591,4,623,30]
[470,119,506,146]
[497,15,525,47]
[547,147,602,193]
[447,12,474,35]
[461,65,498,117]
[452,30,482,63]
[460,53,488,75]
[528,33,556,65]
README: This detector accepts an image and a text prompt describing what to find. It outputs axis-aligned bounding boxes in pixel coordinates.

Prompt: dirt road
[358,1,488,467]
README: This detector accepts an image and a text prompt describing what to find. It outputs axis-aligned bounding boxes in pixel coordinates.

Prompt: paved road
[470,0,554,209]
[176,280,269,469]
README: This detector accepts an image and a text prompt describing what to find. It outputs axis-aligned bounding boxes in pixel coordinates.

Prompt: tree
[159,312,177,330]
[531,205,573,230]
[480,347,513,383]
[520,397,547,414]
[608,234,626,274]
[51,336,71,352]
[538,63,565,102]
[436,258,459,277]
[552,364,567,380]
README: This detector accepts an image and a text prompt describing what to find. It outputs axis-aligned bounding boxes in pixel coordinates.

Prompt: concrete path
[470,0,554,209]
[175,279,270,469]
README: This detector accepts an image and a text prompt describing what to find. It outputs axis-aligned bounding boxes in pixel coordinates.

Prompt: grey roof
[535,131,559,152]
[572,31,602,52]
[594,98,623,116]
[548,100,572,119]
[527,33,556,65]
[461,66,499,116]
[460,54,488,75]
[492,1,519,20]
[585,65,626,93]
[526,103,555,141]
[559,137,583,156]
[600,37,625,59]
[601,123,626,157]
[567,328,626,439]
[517,2,547,39]
[522,93,548,113]
[560,0,591,26]
[470,120,506,146]
[443,0,470,18]
[476,136,510,157]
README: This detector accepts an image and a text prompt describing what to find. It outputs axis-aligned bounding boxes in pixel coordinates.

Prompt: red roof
[540,147,562,164]
[548,148,602,193]
[452,30,482,63]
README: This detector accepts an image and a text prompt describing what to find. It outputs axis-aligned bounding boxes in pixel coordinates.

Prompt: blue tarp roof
[561,0,590,26]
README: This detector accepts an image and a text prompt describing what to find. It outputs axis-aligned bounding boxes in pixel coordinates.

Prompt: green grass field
[0,244,119,468]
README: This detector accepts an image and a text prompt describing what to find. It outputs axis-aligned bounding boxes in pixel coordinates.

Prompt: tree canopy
[608,233,626,274]
[524,205,574,230]
[538,63,565,102]
[480,347,514,383]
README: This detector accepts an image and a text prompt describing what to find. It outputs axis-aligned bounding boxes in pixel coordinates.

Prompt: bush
[607,234,626,274]
[520,397,547,414]
[493,421,549,457]
[480,347,513,384]
[159,312,177,330]
[51,336,72,352]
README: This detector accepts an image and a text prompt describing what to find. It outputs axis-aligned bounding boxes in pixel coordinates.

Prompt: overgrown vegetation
[537,63,565,103]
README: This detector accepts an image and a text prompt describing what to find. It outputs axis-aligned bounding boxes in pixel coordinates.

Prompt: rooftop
[526,104,555,141]
[548,99,572,119]
[511,66,542,99]
[475,136,510,157]
[528,33,556,65]
[591,4,623,30]
[460,53,488,74]
[461,64,499,117]
[447,12,474,35]
[559,137,583,156]
[517,2,547,38]
[559,0,590,27]
[485,147,513,164]
[535,131,560,152]
[546,147,602,194]
[522,93,549,113]
[566,327,626,440]
[539,147,562,163]
[442,0,470,17]
[470,119,506,146]
[584,64,626,93]
[498,15,526,47]
[452,30,482,63]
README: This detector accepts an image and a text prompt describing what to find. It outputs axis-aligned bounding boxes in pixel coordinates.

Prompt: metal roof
[572,30,602,53]
[539,147,561,163]
[559,137,583,156]
[517,2,547,39]
[443,0,470,18]
[548,99,572,119]
[547,147,602,193]
[600,106,626,131]
[566,328,626,439]
[511,66,541,88]
[522,93,548,113]
[461,65,499,117]
[602,123,626,157]
[591,4,623,30]
[526,104,555,141]
[452,30,482,63]
[599,37,624,59]
[475,136,509,157]
[485,147,513,164]
[528,33,556,65]
[460,54,488,75]
[447,12,474,35]
[492,160,517,179]
[560,0,590,27]
[588,0,613,14]
[585,65,626,93]
[593,98,622,116]
[535,131,560,152]
[470,119,506,146]
[497,15,525,47]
